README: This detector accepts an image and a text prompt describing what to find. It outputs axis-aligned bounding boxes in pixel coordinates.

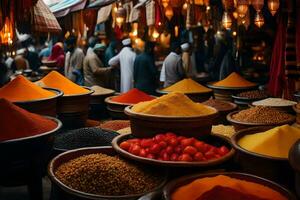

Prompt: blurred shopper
[47,42,65,72]
[19,35,41,71]
[104,40,117,67]
[87,36,98,56]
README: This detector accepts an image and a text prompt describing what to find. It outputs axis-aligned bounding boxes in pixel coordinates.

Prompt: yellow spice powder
[238,125,300,158]
[131,92,216,116]
[162,78,212,93]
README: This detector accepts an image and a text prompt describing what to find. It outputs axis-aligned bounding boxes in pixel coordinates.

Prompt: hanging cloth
[123,1,133,23]
[97,4,112,24]
[146,0,155,26]
[155,0,163,29]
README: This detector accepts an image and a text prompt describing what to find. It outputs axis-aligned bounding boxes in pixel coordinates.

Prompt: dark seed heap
[237,90,268,99]
[232,106,294,124]
[202,99,235,111]
[55,153,162,196]
[54,128,119,150]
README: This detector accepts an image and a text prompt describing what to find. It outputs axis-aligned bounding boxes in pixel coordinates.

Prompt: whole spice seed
[237,90,268,99]
[202,99,236,111]
[53,128,119,150]
[232,106,294,124]
[99,120,130,131]
[55,153,162,196]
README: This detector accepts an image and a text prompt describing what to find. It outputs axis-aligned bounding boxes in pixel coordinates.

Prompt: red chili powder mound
[111,88,155,104]
[0,99,58,142]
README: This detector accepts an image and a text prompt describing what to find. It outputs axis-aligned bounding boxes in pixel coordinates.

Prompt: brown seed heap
[237,90,268,99]
[55,153,162,196]
[99,120,130,131]
[202,99,235,111]
[232,106,294,124]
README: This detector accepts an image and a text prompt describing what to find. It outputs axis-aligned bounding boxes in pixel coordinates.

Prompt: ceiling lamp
[152,28,160,39]
[165,6,174,20]
[183,2,188,10]
[222,12,232,29]
[268,0,280,16]
[254,12,264,28]
[251,0,264,12]
[115,7,126,27]
[162,0,169,8]
[237,0,248,18]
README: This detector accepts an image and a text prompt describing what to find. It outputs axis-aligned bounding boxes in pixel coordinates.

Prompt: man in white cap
[84,43,114,87]
[108,38,136,93]
[181,42,196,78]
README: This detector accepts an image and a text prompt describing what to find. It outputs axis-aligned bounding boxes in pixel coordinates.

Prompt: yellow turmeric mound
[38,71,89,95]
[162,79,212,93]
[131,92,216,116]
[238,125,300,158]
[172,175,287,200]
[0,75,55,101]
[213,72,256,88]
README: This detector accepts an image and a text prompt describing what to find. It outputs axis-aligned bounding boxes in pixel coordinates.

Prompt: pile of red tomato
[119,133,230,162]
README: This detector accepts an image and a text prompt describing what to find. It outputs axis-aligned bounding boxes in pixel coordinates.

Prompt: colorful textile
[146,0,155,26]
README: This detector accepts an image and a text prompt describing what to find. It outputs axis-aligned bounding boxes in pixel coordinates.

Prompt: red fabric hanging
[155,0,163,29]
[296,0,300,67]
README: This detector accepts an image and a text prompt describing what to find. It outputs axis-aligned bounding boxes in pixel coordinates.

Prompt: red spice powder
[111,88,155,104]
[0,99,58,142]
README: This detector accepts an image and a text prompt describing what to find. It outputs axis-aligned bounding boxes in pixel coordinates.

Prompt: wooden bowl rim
[125,106,219,120]
[13,87,64,103]
[231,126,289,161]
[0,116,62,144]
[292,104,300,113]
[155,89,213,95]
[91,90,115,97]
[163,171,296,200]
[226,111,296,126]
[207,82,258,90]
[61,86,94,97]
[112,133,235,167]
[48,146,168,199]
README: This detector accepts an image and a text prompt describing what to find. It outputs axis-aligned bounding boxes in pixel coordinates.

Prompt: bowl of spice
[227,106,295,131]
[202,99,237,124]
[37,71,94,129]
[207,72,258,102]
[99,120,130,132]
[231,125,300,187]
[232,90,269,109]
[157,78,213,102]
[163,172,296,200]
[125,92,219,138]
[0,99,62,187]
[105,88,156,119]
[48,146,167,200]
[112,132,234,167]
[293,103,300,125]
[252,98,297,113]
[0,75,63,117]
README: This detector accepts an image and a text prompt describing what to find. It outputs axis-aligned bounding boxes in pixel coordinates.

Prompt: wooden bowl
[48,146,168,200]
[163,172,297,200]
[231,126,295,188]
[293,104,300,126]
[124,106,219,138]
[156,89,213,103]
[112,133,234,167]
[42,60,57,68]
[14,87,63,117]
[226,111,295,131]
[207,83,258,102]
[57,87,94,129]
[105,96,132,119]
[89,91,115,120]
[0,117,62,187]
[252,100,296,114]
[231,94,267,110]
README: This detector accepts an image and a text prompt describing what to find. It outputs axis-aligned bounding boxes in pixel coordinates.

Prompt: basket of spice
[112,132,234,167]
[163,172,296,200]
[202,99,237,124]
[207,72,258,102]
[232,90,269,109]
[156,78,213,102]
[48,146,167,200]
[0,99,62,198]
[227,106,295,131]
[125,92,219,138]
[252,98,297,113]
[105,88,155,119]
[231,125,300,188]
[0,75,63,117]
[37,71,94,129]
[89,85,115,119]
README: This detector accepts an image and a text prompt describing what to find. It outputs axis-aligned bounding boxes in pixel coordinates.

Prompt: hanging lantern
[251,0,264,12]
[237,0,248,18]
[183,2,188,10]
[222,0,234,11]
[0,17,14,45]
[130,22,138,37]
[152,28,160,39]
[162,0,169,8]
[115,7,126,27]
[268,0,279,16]
[165,6,174,20]
[254,12,264,28]
[222,12,232,29]
[233,11,238,19]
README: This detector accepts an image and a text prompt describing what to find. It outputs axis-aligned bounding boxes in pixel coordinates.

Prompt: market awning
[88,0,117,8]
[96,4,112,24]
[49,0,87,17]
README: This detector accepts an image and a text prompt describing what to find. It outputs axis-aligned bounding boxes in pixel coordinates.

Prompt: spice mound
[111,88,155,104]
[203,99,236,112]
[99,120,130,131]
[54,128,119,150]
[38,71,89,95]
[162,78,212,93]
[212,125,235,138]
[237,90,268,99]
[238,125,300,158]
[132,92,216,116]
[212,72,256,88]
[0,75,55,101]
[252,98,297,107]
[172,175,287,200]
[0,98,57,142]
[54,153,162,196]
[91,85,114,96]
[232,106,294,124]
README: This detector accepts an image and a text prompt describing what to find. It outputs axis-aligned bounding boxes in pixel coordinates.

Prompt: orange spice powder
[213,72,256,88]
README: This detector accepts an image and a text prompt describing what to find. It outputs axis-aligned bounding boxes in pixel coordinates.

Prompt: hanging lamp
[251,0,264,12]
[268,0,279,16]
[115,7,126,27]
[165,6,174,20]
[254,11,264,28]
[237,0,248,18]
[222,12,232,29]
